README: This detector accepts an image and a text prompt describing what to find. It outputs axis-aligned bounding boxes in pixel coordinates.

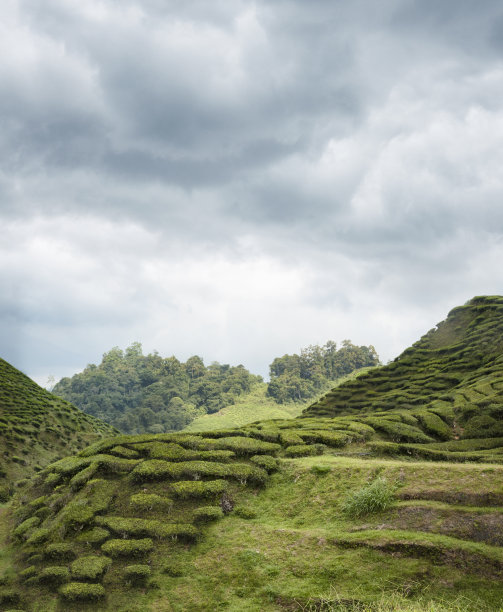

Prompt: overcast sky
[2,0,503,385]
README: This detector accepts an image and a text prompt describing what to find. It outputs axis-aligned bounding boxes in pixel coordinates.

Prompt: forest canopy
[267,340,379,403]
[53,340,379,434]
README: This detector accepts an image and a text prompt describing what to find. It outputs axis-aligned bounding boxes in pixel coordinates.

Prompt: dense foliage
[267,340,380,403]
[53,341,379,434]
[53,343,262,434]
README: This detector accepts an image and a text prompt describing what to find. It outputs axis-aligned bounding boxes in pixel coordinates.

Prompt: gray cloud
[2,0,503,384]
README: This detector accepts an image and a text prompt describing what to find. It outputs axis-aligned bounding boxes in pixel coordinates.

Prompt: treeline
[267,340,379,403]
[53,340,379,434]
[52,343,262,434]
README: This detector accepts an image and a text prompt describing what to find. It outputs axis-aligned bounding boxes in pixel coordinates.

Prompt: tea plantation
[2,296,503,610]
[0,358,117,498]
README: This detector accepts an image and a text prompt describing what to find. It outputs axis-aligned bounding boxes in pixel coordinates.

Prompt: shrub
[24,527,50,546]
[192,506,223,523]
[71,555,112,581]
[70,463,99,490]
[211,436,281,456]
[96,516,198,541]
[279,431,305,446]
[39,566,70,585]
[415,411,452,441]
[76,527,110,546]
[170,479,228,499]
[463,415,503,439]
[249,455,279,473]
[124,564,151,586]
[109,445,140,459]
[364,418,434,443]
[342,477,395,518]
[44,543,76,562]
[130,493,173,512]
[13,516,40,539]
[59,582,106,601]
[48,456,91,476]
[284,444,323,458]
[44,472,62,488]
[132,460,266,485]
[19,565,38,581]
[101,538,154,558]
[297,430,349,447]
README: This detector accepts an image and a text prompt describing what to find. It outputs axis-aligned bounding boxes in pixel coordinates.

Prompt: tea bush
[101,538,154,558]
[170,479,228,499]
[70,555,112,581]
[192,506,223,523]
[59,582,106,601]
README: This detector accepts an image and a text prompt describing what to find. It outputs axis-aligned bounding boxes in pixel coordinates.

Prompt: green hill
[2,297,503,611]
[183,368,376,433]
[0,358,117,497]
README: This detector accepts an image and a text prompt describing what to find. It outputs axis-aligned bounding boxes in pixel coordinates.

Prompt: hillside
[2,297,503,610]
[306,296,503,438]
[183,368,376,433]
[0,358,117,497]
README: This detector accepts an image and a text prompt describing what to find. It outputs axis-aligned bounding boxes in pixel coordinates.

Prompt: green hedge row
[131,460,267,485]
[96,516,198,541]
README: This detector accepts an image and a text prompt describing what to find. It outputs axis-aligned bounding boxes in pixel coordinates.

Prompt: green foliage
[59,581,106,601]
[44,543,76,561]
[70,555,112,581]
[464,415,503,439]
[101,538,154,557]
[169,479,228,499]
[13,516,40,539]
[75,527,110,545]
[95,516,198,541]
[123,564,151,586]
[130,492,173,511]
[364,418,434,443]
[415,411,453,441]
[131,459,267,485]
[24,527,50,546]
[39,565,70,585]
[268,340,380,403]
[192,506,223,523]
[52,343,262,434]
[284,444,324,458]
[342,476,395,517]
[249,454,279,472]
[211,436,281,456]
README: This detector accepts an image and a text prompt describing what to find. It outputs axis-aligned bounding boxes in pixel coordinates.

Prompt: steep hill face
[306,296,503,428]
[0,358,117,494]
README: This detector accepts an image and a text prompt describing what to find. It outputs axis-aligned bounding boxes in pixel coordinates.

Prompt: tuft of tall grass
[342,476,395,518]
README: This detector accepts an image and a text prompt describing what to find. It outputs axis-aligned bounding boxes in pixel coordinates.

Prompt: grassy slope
[306,295,503,421]
[184,369,375,433]
[0,357,117,490]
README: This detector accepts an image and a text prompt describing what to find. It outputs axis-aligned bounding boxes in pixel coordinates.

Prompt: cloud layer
[2,0,503,383]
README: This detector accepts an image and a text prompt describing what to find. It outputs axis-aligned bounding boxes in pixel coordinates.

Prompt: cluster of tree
[267,340,380,403]
[53,343,262,434]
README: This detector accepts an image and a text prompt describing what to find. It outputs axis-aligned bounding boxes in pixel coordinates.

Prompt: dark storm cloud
[3,0,503,382]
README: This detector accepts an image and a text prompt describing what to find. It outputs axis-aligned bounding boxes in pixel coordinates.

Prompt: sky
[2,0,503,386]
